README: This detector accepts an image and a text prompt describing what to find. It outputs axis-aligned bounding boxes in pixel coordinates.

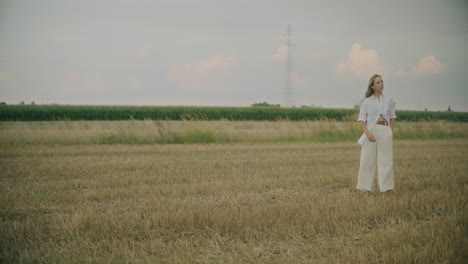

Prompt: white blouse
[357,94,396,145]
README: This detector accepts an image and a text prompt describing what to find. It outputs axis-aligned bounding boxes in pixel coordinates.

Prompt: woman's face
[373,76,384,93]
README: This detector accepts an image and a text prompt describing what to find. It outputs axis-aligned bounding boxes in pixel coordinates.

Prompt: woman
[357,74,396,196]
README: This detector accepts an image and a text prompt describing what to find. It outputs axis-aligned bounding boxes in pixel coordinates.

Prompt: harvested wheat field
[0,139,467,263]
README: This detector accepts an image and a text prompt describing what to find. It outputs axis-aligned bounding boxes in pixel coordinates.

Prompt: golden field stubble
[0,140,467,263]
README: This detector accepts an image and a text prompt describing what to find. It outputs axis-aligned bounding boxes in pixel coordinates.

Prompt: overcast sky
[1,0,467,111]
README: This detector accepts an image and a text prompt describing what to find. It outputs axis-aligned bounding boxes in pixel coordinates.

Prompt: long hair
[365,74,381,98]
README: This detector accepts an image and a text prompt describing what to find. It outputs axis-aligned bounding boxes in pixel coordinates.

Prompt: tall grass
[0,120,467,146]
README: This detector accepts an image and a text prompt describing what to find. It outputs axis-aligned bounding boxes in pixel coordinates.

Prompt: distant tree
[20,101,25,105]
[0,102,6,105]
[300,104,323,109]
[251,102,280,107]
[31,101,35,105]
[424,108,427,111]
[447,106,452,112]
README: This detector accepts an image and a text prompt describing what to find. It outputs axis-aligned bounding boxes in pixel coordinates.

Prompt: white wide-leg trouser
[357,125,394,192]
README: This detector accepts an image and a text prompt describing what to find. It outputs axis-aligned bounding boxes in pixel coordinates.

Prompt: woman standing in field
[357,74,396,196]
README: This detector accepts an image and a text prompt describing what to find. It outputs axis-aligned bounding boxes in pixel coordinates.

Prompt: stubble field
[0,121,467,263]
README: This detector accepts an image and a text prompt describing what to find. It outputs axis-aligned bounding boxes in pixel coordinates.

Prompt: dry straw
[0,139,466,263]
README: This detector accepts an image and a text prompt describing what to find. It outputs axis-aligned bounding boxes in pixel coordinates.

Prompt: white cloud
[336,43,393,80]
[337,43,446,80]
[273,44,289,61]
[167,55,237,89]
[391,56,445,79]
[289,72,306,87]
[412,56,446,75]
[0,71,11,81]
[136,44,154,58]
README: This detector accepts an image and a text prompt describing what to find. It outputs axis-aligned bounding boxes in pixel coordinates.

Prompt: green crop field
[0,105,467,122]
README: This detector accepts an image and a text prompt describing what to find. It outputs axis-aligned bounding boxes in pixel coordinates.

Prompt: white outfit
[358,94,396,146]
[356,94,396,192]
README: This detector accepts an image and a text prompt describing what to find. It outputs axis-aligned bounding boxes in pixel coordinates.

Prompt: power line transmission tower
[283,24,295,108]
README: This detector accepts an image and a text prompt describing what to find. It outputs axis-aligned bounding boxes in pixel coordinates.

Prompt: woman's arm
[359,121,376,142]
[389,98,396,131]
[358,99,376,142]
[390,118,395,131]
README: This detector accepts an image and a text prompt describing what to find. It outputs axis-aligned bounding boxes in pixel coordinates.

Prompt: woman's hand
[367,133,376,142]
[359,121,376,142]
